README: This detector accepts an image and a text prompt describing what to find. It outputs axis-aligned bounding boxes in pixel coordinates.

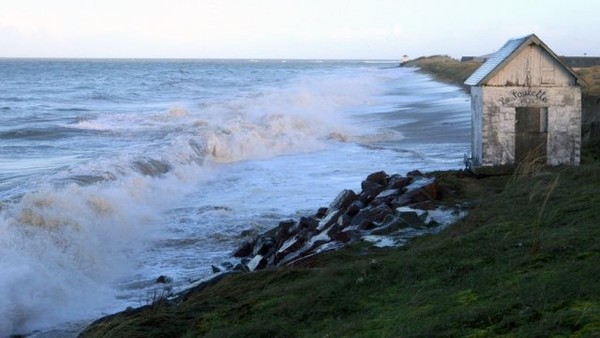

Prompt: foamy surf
[0,59,470,336]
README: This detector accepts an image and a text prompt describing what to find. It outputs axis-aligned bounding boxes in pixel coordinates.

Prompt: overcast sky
[1,0,598,59]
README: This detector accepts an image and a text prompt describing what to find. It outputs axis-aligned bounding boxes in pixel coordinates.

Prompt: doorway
[515,107,548,163]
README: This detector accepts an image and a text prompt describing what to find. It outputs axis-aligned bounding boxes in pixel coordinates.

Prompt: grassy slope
[81,57,600,338]
[574,66,600,97]
[401,55,482,88]
[402,55,600,97]
[81,164,600,338]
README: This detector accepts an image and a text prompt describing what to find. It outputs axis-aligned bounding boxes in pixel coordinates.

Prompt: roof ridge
[465,34,580,87]
[464,35,534,86]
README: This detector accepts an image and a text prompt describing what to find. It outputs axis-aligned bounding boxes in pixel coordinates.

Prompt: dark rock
[212,261,234,273]
[367,204,394,223]
[279,219,296,227]
[274,220,297,246]
[392,179,439,209]
[225,173,449,274]
[359,220,376,230]
[372,188,402,206]
[247,254,267,271]
[361,171,388,189]
[407,170,423,177]
[233,240,253,258]
[233,263,250,273]
[370,214,405,235]
[298,216,318,231]
[351,204,393,230]
[240,228,259,238]
[357,184,386,204]
[420,180,439,200]
[156,275,172,284]
[317,209,343,231]
[275,234,307,262]
[325,213,351,237]
[326,222,343,237]
[252,235,275,256]
[328,189,357,213]
[346,200,364,217]
[303,232,332,254]
[386,175,413,190]
[396,209,428,227]
[336,213,353,228]
[331,229,357,243]
[411,200,437,210]
[315,207,328,219]
[276,250,302,266]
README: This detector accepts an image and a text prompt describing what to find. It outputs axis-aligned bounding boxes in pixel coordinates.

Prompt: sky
[1,0,599,59]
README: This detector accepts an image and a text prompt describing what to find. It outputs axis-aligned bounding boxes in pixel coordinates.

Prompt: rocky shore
[79,169,464,336]
[224,170,462,274]
[153,169,464,298]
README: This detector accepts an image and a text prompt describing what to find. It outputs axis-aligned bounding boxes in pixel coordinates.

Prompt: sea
[0,59,470,336]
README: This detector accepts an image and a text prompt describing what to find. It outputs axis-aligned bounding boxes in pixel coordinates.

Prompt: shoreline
[79,168,467,337]
[32,56,600,337]
[78,161,600,337]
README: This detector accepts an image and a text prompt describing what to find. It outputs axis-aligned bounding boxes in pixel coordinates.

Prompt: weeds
[528,174,560,254]
[139,284,172,312]
[508,146,547,184]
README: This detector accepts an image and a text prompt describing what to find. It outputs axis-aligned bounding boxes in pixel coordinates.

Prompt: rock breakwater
[221,170,464,273]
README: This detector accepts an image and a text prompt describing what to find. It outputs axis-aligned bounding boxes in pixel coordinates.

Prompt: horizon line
[0,56,403,62]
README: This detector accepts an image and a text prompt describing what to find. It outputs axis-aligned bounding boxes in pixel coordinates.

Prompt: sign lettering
[499,88,548,105]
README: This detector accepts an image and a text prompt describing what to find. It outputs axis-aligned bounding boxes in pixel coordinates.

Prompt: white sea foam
[0,66,387,335]
[0,160,224,335]
[0,60,471,336]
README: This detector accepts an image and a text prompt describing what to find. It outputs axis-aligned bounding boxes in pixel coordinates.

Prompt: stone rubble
[222,170,464,272]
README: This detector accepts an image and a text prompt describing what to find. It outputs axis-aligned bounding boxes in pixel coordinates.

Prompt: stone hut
[465,34,582,167]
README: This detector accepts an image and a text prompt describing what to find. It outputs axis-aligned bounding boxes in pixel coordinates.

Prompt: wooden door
[515,107,548,163]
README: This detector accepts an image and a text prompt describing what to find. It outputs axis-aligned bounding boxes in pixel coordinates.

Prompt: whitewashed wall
[473,86,581,166]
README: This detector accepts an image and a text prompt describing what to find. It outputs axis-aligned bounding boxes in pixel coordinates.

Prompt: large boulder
[233,240,253,258]
[351,204,394,230]
[252,235,275,256]
[393,178,439,210]
[358,171,389,204]
[328,189,357,214]
[361,171,388,189]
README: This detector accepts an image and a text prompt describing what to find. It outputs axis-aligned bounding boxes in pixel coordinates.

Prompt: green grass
[574,66,600,97]
[404,55,600,98]
[402,55,482,87]
[80,163,600,337]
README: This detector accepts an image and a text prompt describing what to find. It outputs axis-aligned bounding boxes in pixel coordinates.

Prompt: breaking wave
[0,65,386,335]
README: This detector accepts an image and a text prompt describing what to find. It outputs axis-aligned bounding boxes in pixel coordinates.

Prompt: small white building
[465,34,582,167]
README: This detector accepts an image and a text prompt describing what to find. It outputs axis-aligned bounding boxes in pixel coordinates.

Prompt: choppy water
[0,59,470,336]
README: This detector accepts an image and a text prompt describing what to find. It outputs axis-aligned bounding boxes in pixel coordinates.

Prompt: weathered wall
[487,45,577,87]
[470,86,483,164]
[474,85,581,166]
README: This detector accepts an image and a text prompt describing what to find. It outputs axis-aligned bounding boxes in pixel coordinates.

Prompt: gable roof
[464,34,581,86]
